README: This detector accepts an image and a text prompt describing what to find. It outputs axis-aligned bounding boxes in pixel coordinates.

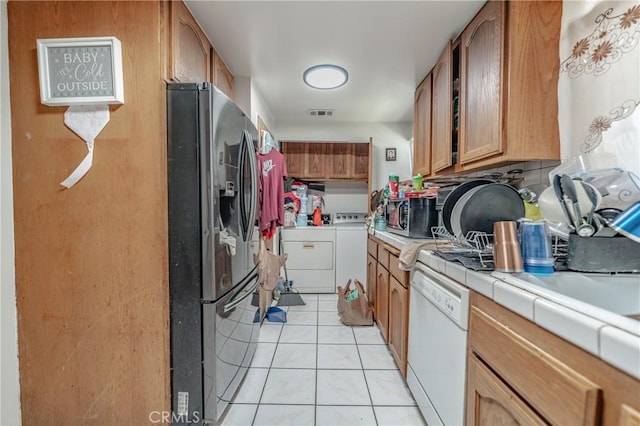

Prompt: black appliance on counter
[386,196,439,238]
[167,83,260,424]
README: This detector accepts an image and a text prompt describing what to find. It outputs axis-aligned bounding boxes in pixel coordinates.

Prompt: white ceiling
[185,1,485,124]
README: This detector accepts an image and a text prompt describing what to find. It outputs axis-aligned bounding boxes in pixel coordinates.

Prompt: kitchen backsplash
[468,160,561,188]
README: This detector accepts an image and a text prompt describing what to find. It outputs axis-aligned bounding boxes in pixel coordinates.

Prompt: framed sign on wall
[385,147,396,161]
[37,36,124,106]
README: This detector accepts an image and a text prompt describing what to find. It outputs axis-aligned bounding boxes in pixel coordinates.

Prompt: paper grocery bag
[337,279,373,326]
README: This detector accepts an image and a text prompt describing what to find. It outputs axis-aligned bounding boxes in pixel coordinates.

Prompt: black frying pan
[441,179,493,234]
[459,183,525,236]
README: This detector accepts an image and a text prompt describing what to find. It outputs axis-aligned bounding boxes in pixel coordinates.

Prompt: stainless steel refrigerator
[167,83,260,424]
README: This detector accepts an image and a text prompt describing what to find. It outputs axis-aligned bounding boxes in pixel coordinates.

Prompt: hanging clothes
[258,148,288,239]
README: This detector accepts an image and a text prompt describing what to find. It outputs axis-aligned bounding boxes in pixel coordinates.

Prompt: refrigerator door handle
[245,130,258,242]
[223,271,259,313]
[238,130,258,243]
[238,135,247,240]
[238,131,250,241]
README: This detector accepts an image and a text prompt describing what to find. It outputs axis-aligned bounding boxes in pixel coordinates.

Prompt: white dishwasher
[407,262,470,426]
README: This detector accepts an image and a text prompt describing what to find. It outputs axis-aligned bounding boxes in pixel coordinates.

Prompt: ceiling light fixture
[303,64,348,90]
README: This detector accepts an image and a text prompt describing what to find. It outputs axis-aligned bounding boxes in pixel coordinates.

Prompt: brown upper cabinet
[212,48,235,101]
[459,0,561,169]
[168,1,211,83]
[282,142,306,178]
[351,143,370,180]
[459,0,505,164]
[431,41,454,173]
[329,143,351,179]
[281,142,370,181]
[412,74,432,177]
[413,0,561,177]
[306,143,329,179]
[167,1,235,100]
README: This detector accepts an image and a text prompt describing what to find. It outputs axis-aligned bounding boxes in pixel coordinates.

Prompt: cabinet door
[367,254,376,308]
[413,74,432,177]
[459,1,505,164]
[388,276,408,377]
[466,357,547,426]
[621,405,640,426]
[470,302,602,425]
[329,143,350,178]
[431,41,453,173]
[375,263,390,342]
[351,143,369,179]
[306,143,329,179]
[213,49,235,100]
[282,142,306,178]
[170,1,212,83]
[367,237,378,258]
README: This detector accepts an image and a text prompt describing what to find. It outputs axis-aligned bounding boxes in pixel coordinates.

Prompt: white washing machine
[334,212,368,289]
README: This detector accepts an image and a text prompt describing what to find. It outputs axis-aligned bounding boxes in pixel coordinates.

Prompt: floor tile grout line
[254,320,283,419]
[249,295,422,425]
[314,298,319,425]
[354,326,380,425]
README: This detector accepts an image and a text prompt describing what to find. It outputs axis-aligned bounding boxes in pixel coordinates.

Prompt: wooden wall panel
[8,1,169,424]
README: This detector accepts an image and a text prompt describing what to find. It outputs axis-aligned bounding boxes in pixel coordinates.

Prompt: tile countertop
[370,229,640,380]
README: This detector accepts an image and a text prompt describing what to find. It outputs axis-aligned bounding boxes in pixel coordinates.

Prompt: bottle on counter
[299,194,308,215]
[297,213,308,227]
[313,208,322,226]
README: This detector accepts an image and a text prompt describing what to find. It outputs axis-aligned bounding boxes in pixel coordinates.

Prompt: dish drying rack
[430,226,568,271]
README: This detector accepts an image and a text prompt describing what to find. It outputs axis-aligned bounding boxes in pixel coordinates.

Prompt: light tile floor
[221,293,427,426]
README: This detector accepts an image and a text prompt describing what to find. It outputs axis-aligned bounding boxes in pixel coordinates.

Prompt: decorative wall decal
[561,5,640,78]
[581,98,639,153]
[559,1,640,177]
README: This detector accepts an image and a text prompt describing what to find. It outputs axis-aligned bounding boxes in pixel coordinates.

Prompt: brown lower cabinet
[366,238,640,424]
[367,253,376,307]
[388,275,408,377]
[467,357,547,425]
[367,236,410,376]
[375,262,390,343]
[467,292,640,426]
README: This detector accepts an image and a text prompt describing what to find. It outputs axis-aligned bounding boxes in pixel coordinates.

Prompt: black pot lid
[458,183,525,236]
[441,179,493,234]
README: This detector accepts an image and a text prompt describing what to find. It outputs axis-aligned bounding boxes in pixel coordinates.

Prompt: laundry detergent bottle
[313,207,322,226]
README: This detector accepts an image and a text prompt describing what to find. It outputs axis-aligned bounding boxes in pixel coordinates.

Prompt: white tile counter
[370,229,640,380]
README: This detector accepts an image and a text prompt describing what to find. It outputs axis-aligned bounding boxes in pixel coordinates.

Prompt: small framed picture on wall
[385,148,396,161]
